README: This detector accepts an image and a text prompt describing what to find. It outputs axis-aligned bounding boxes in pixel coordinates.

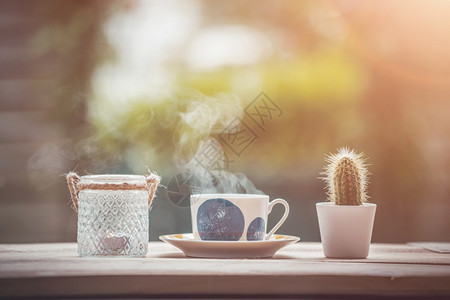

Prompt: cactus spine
[322,147,369,205]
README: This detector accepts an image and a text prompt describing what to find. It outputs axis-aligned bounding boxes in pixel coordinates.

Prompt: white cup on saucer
[190,194,289,241]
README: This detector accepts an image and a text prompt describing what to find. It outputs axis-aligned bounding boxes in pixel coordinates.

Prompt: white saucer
[159,233,300,258]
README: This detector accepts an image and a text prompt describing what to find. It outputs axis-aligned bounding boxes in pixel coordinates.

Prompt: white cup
[190,194,289,241]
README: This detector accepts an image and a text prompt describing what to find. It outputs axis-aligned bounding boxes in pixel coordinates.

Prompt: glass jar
[67,173,160,257]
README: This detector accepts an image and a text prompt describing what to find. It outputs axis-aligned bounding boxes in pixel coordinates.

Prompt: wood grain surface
[1,242,450,298]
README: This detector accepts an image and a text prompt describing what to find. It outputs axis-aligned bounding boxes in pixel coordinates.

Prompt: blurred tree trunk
[0,0,113,242]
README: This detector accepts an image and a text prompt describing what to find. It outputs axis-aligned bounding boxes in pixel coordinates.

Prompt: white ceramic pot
[316,202,376,258]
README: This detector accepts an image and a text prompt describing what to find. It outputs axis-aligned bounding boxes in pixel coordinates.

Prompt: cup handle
[266,198,290,240]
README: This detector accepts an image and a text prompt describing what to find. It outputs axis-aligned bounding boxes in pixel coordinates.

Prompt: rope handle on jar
[66,172,161,212]
[67,172,81,212]
[145,172,161,206]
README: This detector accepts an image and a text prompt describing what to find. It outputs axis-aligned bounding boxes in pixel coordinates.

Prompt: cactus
[322,147,369,205]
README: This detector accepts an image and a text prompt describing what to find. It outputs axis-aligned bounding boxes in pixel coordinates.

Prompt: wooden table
[1,242,450,299]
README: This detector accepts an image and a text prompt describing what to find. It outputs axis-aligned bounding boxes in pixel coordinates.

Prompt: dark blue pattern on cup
[246,217,265,241]
[197,198,245,241]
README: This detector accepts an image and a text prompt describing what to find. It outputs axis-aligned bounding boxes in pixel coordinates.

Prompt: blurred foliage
[85,0,369,179]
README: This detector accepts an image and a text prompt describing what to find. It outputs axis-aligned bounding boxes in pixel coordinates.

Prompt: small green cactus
[322,147,369,205]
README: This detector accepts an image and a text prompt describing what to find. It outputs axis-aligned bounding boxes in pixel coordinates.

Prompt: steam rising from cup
[176,92,264,195]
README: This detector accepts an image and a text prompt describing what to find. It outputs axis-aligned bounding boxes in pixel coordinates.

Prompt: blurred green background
[1,0,449,243]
